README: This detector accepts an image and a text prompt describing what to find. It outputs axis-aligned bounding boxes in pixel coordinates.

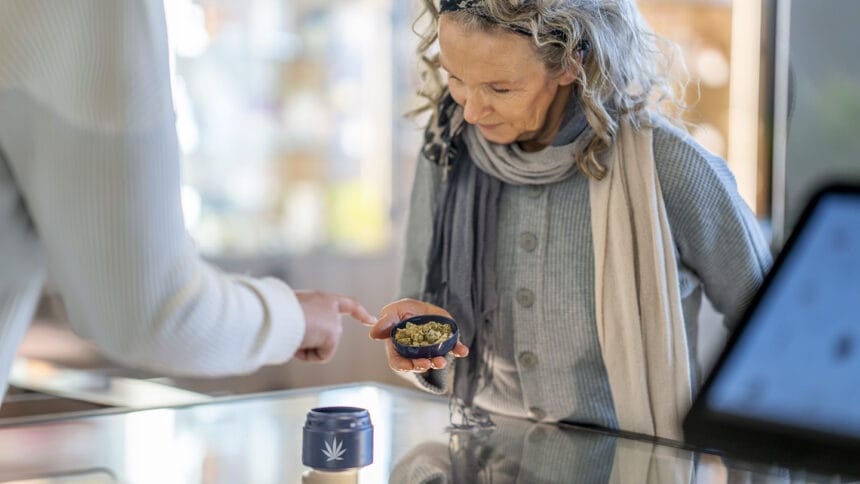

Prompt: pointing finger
[335,295,377,326]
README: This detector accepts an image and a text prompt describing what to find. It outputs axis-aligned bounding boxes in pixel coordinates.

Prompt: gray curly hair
[413,0,688,180]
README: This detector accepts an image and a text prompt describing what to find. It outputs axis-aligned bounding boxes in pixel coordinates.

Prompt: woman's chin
[477,126,515,145]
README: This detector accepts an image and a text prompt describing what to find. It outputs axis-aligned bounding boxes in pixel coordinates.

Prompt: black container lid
[302,406,373,470]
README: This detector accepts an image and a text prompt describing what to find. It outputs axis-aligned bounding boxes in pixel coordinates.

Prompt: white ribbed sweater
[0,0,306,403]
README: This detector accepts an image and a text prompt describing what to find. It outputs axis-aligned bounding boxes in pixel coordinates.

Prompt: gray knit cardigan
[398,118,772,430]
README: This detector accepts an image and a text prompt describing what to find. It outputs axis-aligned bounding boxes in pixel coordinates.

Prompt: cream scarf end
[589,116,693,441]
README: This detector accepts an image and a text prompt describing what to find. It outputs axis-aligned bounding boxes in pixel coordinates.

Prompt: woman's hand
[371,298,469,373]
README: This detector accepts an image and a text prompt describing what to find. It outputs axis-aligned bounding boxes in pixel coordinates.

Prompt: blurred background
[8,0,860,409]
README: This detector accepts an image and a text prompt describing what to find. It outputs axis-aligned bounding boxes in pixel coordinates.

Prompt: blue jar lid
[302,406,373,470]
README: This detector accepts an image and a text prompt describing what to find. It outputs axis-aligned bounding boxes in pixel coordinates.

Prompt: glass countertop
[0,383,838,483]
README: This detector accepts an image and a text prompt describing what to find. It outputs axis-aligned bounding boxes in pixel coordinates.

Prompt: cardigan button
[519,232,538,252]
[526,185,545,199]
[528,426,547,443]
[518,351,538,369]
[530,407,547,421]
[516,288,535,308]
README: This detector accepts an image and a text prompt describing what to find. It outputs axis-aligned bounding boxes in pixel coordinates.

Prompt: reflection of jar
[302,407,373,484]
[302,468,358,484]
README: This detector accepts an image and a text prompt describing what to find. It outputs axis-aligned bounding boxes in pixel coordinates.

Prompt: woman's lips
[478,122,502,130]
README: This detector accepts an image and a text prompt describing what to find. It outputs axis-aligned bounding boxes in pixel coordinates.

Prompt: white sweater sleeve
[0,0,306,376]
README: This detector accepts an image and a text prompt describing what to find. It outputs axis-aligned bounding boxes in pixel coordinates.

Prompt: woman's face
[438,15,576,145]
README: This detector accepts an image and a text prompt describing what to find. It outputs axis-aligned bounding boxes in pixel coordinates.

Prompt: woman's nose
[461,90,488,124]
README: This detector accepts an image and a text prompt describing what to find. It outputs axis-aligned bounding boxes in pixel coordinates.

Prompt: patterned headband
[438,0,591,54]
[440,0,484,12]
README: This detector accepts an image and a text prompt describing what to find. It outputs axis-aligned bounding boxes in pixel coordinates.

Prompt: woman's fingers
[430,355,448,369]
[385,340,431,372]
[383,340,469,372]
[451,341,469,358]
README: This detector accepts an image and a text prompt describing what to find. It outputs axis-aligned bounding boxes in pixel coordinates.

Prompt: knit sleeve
[396,152,450,393]
[399,153,441,301]
[0,0,305,376]
[653,120,773,329]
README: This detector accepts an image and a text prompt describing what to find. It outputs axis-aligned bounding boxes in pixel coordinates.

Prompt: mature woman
[371,0,771,440]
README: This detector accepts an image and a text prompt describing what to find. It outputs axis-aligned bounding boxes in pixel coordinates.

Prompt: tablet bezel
[683,183,860,478]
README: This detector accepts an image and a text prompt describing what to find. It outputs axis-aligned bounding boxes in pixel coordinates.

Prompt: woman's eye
[490,86,511,94]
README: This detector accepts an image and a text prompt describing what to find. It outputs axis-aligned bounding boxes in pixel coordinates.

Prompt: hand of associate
[370,298,469,373]
[295,290,377,362]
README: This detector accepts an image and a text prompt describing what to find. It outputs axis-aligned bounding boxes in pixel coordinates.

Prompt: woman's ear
[558,46,588,86]
[557,65,579,86]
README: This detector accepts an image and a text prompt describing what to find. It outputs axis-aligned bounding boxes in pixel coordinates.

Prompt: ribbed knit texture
[0,0,306,404]
[399,117,772,432]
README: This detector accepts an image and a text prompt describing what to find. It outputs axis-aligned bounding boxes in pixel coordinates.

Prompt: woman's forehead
[438,13,524,44]
[438,16,543,76]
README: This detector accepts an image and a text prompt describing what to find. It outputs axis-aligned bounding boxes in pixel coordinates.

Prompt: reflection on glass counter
[388,413,825,484]
[2,469,117,484]
[0,383,841,483]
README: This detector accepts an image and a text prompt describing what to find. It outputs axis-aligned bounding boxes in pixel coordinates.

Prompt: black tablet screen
[706,192,860,439]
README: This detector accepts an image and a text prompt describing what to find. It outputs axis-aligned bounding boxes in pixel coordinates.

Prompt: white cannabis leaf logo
[321,437,346,462]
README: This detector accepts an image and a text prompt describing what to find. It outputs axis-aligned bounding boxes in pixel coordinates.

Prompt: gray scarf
[422,92,588,427]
